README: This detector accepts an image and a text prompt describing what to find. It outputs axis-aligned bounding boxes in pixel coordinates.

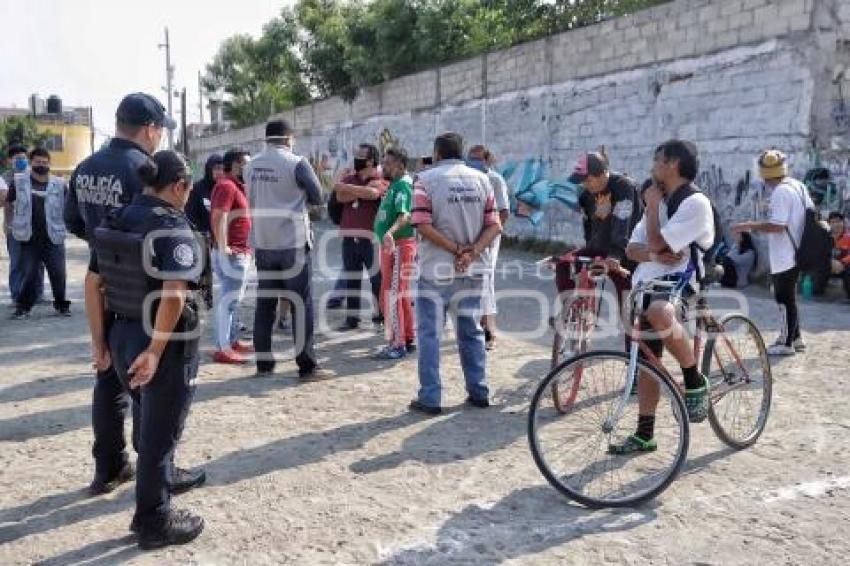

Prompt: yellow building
[1,99,93,177]
[36,122,92,177]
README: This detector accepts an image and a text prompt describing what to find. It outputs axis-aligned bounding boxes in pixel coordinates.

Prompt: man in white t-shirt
[611,140,715,455]
[732,150,811,356]
[467,145,510,350]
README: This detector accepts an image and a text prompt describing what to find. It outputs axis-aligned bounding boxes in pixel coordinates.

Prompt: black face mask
[32,165,50,176]
[353,158,369,172]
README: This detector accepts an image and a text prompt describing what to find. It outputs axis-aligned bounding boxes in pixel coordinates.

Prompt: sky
[0,0,289,144]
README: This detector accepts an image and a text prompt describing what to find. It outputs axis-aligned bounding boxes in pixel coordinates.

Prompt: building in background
[1,94,93,177]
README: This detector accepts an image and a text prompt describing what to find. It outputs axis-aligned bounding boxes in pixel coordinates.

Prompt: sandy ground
[1,227,849,565]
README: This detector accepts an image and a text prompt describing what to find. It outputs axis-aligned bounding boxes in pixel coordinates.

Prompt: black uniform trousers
[253,247,318,374]
[342,237,381,326]
[107,317,198,526]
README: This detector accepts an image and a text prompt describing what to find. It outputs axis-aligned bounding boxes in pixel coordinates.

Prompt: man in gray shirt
[409,132,502,415]
[244,120,331,381]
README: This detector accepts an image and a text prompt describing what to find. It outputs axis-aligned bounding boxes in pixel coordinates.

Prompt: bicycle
[547,254,627,413]
[528,268,772,508]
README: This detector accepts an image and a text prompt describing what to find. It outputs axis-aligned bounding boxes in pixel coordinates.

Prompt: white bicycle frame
[602,278,687,433]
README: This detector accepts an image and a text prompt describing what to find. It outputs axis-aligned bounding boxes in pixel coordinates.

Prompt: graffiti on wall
[499,158,581,222]
[803,150,850,215]
[308,135,350,192]
[696,166,768,227]
[496,157,583,243]
[832,99,850,131]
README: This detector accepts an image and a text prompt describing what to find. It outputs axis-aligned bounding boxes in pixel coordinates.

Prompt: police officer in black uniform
[64,93,204,498]
[95,150,204,549]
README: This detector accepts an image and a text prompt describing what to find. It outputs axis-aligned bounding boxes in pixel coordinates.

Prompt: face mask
[13,157,28,172]
[353,158,369,172]
[467,158,486,172]
[32,165,50,176]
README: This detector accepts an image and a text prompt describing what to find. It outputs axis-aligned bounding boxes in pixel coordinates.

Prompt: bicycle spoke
[530,352,687,507]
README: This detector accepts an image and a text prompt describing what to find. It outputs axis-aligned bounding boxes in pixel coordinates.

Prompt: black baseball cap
[266,119,293,139]
[116,93,177,129]
[567,151,609,184]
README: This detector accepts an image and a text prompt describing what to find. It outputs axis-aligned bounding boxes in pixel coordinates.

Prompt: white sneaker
[793,337,806,352]
[767,343,796,356]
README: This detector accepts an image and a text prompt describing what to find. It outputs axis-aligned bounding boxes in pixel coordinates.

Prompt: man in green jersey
[374,147,417,359]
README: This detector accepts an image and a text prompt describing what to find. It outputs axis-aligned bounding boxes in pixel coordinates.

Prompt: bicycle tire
[701,313,772,449]
[529,350,689,508]
[551,300,590,413]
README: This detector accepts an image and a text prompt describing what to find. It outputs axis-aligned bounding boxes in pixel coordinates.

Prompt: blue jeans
[415,277,488,408]
[17,240,66,310]
[7,235,43,302]
[212,250,250,350]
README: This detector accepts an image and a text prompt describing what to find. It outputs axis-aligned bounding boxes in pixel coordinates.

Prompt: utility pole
[198,71,204,125]
[180,88,188,155]
[88,106,95,154]
[159,27,175,149]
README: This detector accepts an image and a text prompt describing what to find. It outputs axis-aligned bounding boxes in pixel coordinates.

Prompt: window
[44,134,63,152]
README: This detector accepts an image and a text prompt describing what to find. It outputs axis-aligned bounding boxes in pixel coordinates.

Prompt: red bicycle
[546,254,613,413]
[529,271,773,507]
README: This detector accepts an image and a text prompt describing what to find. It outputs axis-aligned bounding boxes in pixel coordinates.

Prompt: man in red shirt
[210,148,253,363]
[333,144,388,330]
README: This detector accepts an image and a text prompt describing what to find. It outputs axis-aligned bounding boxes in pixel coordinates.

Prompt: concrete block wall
[382,70,439,115]
[439,57,485,104]
[193,0,848,247]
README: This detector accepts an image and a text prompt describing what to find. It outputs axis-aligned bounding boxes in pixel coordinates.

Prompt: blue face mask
[466,158,486,172]
[13,157,28,172]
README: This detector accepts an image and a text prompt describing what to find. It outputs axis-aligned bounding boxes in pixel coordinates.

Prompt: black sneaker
[405,341,417,354]
[56,303,71,317]
[12,307,30,320]
[336,319,359,332]
[465,396,490,409]
[168,467,206,495]
[137,508,204,551]
[484,329,495,351]
[89,462,135,496]
[255,366,275,377]
[409,399,442,416]
[298,368,334,382]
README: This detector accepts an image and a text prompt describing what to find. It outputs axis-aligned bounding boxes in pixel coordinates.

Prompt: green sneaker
[608,434,657,455]
[685,375,710,423]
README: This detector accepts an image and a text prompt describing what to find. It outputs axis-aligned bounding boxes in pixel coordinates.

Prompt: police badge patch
[173,243,194,267]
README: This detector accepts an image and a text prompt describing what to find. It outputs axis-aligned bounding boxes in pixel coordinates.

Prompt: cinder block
[779,0,806,19]
[753,4,779,26]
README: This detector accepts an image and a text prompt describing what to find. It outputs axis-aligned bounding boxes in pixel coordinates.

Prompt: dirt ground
[1,232,849,565]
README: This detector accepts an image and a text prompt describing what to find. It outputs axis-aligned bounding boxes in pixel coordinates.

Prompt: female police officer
[95,150,204,550]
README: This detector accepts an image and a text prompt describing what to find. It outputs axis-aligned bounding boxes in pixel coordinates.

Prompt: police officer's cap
[117,93,177,130]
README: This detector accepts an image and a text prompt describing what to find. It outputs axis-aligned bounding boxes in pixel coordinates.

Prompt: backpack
[665,183,725,284]
[784,181,832,273]
[327,191,343,225]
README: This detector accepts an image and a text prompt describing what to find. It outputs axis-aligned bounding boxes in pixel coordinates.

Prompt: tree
[202,10,310,128]
[206,0,668,113]
[0,115,50,154]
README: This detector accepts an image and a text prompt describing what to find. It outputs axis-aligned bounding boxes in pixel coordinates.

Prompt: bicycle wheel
[529,350,689,508]
[701,313,772,449]
[551,299,591,413]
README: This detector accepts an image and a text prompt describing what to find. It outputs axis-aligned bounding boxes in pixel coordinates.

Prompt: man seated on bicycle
[555,150,642,294]
[611,139,716,454]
